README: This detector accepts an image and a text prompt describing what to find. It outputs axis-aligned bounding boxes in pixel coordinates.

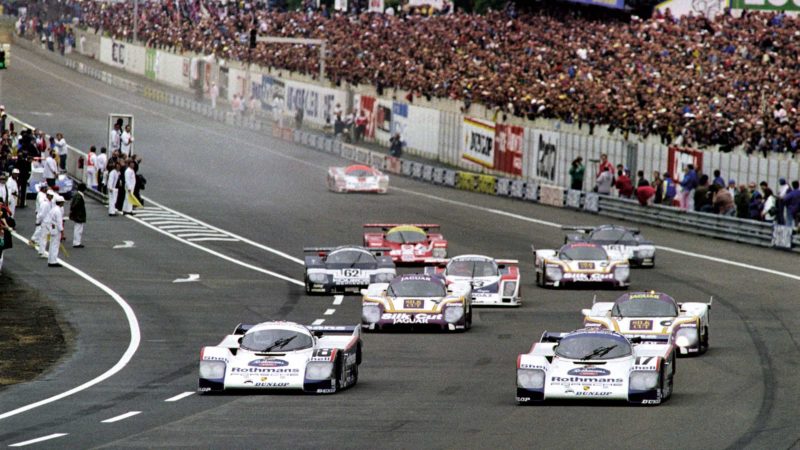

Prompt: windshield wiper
[580,345,617,360]
[261,336,296,352]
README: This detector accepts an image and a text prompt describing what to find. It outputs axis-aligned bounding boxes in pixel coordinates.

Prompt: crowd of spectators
[20,1,798,155]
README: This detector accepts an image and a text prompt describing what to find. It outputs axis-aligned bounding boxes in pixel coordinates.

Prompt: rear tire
[700,326,709,354]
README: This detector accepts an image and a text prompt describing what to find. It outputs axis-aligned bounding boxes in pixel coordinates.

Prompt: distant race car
[361,273,472,331]
[199,321,362,394]
[533,242,629,288]
[424,255,521,306]
[327,164,389,193]
[303,246,396,295]
[563,225,656,267]
[363,223,447,264]
[516,328,675,405]
[582,291,711,355]
[26,163,74,199]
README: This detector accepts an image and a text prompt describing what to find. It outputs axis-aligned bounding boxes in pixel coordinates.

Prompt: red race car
[363,224,447,264]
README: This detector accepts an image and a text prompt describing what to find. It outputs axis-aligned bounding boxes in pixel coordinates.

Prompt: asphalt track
[1,44,799,449]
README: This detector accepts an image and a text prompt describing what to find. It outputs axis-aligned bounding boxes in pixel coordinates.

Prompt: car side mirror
[313,331,323,338]
[581,308,592,317]
[237,337,243,344]
[360,289,368,296]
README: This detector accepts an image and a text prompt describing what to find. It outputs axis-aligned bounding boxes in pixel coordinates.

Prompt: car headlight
[373,272,395,283]
[517,369,545,389]
[546,265,563,281]
[675,328,699,348]
[362,304,382,323]
[444,304,464,323]
[502,282,517,297]
[635,248,655,259]
[614,266,630,282]
[308,273,327,283]
[629,371,659,390]
[306,362,334,380]
[432,248,447,258]
[199,360,226,379]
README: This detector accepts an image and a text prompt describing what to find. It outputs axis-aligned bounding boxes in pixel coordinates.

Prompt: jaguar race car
[517,328,675,405]
[582,291,711,355]
[564,225,656,267]
[199,321,361,394]
[327,164,389,193]
[533,242,629,288]
[361,274,472,331]
[363,223,447,264]
[424,255,521,306]
[304,246,396,295]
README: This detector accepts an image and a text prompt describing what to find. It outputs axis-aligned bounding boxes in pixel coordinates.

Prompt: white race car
[533,242,629,288]
[563,225,656,267]
[517,329,675,405]
[582,291,711,355]
[199,322,361,394]
[424,255,521,306]
[327,164,389,193]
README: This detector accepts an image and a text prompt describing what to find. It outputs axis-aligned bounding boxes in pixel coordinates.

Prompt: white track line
[101,411,141,423]
[8,433,68,447]
[0,232,141,422]
[187,237,240,242]
[312,319,325,326]
[333,295,344,305]
[164,392,195,402]
[324,309,336,316]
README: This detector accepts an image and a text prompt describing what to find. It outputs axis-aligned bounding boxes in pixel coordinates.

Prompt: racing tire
[661,365,674,403]
[535,270,543,288]
[699,327,709,354]
[304,280,312,295]
[465,307,473,331]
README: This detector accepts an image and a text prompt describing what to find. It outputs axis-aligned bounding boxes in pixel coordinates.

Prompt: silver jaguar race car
[304,246,396,295]
[533,242,630,288]
[199,321,361,394]
[563,225,656,267]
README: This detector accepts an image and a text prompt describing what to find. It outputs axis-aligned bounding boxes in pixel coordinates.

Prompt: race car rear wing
[303,246,392,255]
[363,223,440,231]
[307,325,360,338]
[561,226,641,233]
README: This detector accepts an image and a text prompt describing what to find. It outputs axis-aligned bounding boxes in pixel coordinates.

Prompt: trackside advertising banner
[730,0,800,11]
[462,117,496,168]
[562,0,625,9]
[495,124,524,176]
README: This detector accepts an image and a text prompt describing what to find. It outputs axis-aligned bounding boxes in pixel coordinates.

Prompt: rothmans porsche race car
[533,242,629,288]
[327,164,389,193]
[361,274,472,331]
[199,321,361,394]
[363,223,447,264]
[564,225,656,267]
[582,291,711,355]
[424,255,521,306]
[517,328,675,405]
[304,246,396,295]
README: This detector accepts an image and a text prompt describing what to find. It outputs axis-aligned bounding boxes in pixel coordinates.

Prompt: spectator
[354,110,368,143]
[569,157,584,191]
[635,184,656,206]
[69,183,86,248]
[680,164,698,210]
[210,82,219,109]
[735,184,751,219]
[596,166,613,195]
[121,125,133,157]
[54,133,67,171]
[762,188,777,222]
[389,133,404,157]
[231,95,242,115]
[652,171,663,204]
[776,177,790,224]
[727,179,737,197]
[43,150,58,187]
[784,180,800,228]
[597,153,613,178]
[662,172,677,206]
[748,182,764,220]
[694,174,712,213]
[615,169,633,199]
[712,185,735,216]
[712,170,725,188]
[636,170,648,188]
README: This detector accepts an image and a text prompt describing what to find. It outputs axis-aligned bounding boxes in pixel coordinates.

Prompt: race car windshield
[326,250,375,264]
[386,230,427,244]
[555,334,631,360]
[388,279,446,297]
[591,229,636,242]
[559,246,607,261]
[346,169,374,177]
[447,260,498,277]
[613,298,678,317]
[241,330,313,352]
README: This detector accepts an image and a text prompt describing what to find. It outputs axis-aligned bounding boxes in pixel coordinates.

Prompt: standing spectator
[35,189,54,258]
[635,184,656,206]
[122,160,137,215]
[389,133,404,157]
[107,161,121,216]
[596,166,613,195]
[662,172,677,206]
[15,152,31,209]
[776,178,790,224]
[354,110,368,143]
[748,183,764,220]
[54,133,67,171]
[69,183,86,248]
[652,171,663,204]
[727,179,737,197]
[110,122,122,154]
[248,96,258,117]
[636,170,648,187]
[85,146,97,188]
[694,174,712,212]
[615,169,633,199]
[0,173,10,212]
[597,153,613,178]
[121,125,133,157]
[784,181,800,228]
[735,184,751,219]
[46,195,65,267]
[712,185,735,216]
[761,188,777,222]
[43,150,58,187]
[569,157,584,191]
[96,147,108,194]
[6,169,20,217]
[712,170,725,188]
[679,164,698,211]
[210,82,219,109]
[231,95,242,115]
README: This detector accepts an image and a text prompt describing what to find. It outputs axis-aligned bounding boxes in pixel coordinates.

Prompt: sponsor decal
[255,382,290,387]
[629,293,660,300]
[520,364,545,370]
[552,376,625,384]
[567,367,611,377]
[404,299,425,309]
[578,262,595,270]
[381,313,442,325]
[203,356,228,362]
[629,320,653,331]
[231,367,300,374]
[249,358,289,368]
[575,391,613,396]
[563,273,612,281]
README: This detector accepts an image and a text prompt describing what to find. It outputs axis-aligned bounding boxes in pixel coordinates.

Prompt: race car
[27,169,74,199]
[532,242,629,288]
[424,255,521,306]
[327,164,389,193]
[582,291,711,355]
[516,328,675,405]
[303,246,396,295]
[363,223,447,264]
[361,274,472,331]
[199,321,361,394]
[563,225,656,267]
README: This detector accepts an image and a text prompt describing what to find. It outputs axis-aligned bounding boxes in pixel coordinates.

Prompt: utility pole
[133,0,138,42]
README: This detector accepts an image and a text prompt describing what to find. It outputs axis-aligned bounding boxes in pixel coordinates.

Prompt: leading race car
[199,321,361,394]
[363,223,447,264]
[563,225,656,267]
[327,164,389,193]
[361,274,472,331]
[533,242,629,289]
[424,255,521,306]
[303,246,396,295]
[582,291,711,355]
[516,328,675,405]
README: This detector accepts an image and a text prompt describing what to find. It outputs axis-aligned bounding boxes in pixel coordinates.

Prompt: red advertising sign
[494,124,524,176]
[359,95,377,139]
[667,146,704,177]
